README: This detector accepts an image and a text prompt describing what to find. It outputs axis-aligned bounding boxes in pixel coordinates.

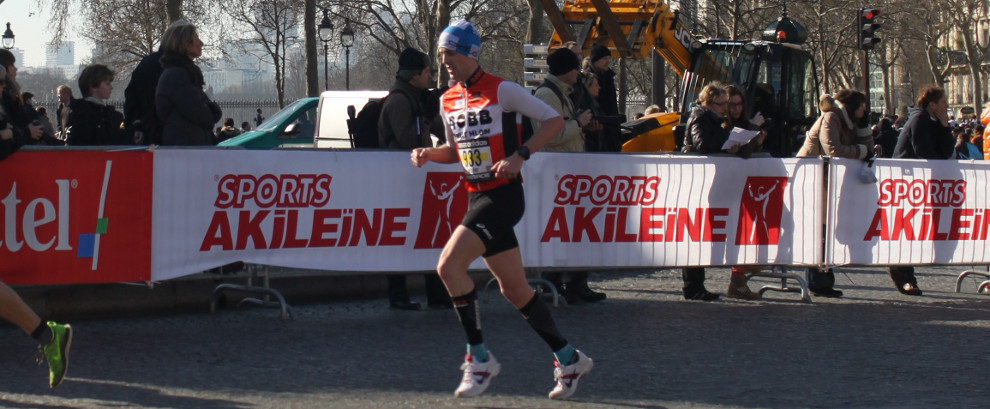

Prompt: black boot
[682,268,718,301]
[566,272,606,303]
[889,266,922,296]
[806,268,843,298]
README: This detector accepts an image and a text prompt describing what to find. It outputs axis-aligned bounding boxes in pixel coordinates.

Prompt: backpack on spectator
[346,90,412,148]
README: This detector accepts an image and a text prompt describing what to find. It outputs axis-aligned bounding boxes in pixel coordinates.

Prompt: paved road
[2,265,989,408]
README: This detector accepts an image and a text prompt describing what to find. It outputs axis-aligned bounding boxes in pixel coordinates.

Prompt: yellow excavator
[540,0,820,157]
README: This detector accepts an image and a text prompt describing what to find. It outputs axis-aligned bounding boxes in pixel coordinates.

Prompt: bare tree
[944,0,990,115]
[39,0,186,46]
[305,0,319,97]
[226,0,303,107]
[321,0,528,87]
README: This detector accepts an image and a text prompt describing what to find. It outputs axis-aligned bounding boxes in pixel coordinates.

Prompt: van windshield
[256,99,309,132]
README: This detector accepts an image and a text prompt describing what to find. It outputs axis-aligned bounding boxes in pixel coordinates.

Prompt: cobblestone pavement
[2,265,990,408]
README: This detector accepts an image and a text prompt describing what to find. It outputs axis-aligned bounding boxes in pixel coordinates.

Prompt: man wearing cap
[411,20,594,400]
[587,44,617,117]
[532,48,608,305]
[532,48,591,152]
[379,47,435,149]
[379,47,452,311]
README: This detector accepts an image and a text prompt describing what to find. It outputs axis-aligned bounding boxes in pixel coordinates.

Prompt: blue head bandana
[438,20,481,60]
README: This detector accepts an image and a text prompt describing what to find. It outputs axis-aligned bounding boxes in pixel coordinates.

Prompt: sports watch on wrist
[516,145,531,161]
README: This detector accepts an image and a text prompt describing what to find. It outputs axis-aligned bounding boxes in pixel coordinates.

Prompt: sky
[1,1,91,67]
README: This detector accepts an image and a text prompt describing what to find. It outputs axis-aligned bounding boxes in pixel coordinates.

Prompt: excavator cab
[675,41,820,156]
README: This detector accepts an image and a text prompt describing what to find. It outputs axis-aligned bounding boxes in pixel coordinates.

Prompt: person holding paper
[679,83,762,301]
[797,89,875,298]
[682,83,760,157]
[723,84,766,300]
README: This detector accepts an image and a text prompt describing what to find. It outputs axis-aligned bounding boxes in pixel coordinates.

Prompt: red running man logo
[414,172,468,249]
[735,176,788,245]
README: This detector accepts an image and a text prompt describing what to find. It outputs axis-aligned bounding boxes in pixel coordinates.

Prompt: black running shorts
[461,182,525,257]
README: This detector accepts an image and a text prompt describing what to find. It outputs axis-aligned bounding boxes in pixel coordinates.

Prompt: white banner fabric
[151,149,480,281]
[519,154,823,268]
[826,158,990,266]
[152,150,824,281]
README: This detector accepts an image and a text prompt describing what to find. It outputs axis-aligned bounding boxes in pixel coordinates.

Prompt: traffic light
[858,8,881,50]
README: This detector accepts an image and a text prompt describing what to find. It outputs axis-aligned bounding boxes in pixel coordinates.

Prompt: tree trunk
[276,33,286,108]
[167,0,182,22]
[305,0,319,97]
[526,0,545,45]
[964,36,983,117]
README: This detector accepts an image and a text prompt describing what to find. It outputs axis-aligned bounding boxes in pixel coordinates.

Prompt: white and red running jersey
[442,69,558,192]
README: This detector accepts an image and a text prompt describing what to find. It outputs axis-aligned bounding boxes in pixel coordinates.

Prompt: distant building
[46,41,74,67]
[9,48,25,67]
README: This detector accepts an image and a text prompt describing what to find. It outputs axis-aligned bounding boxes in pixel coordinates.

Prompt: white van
[313,90,388,149]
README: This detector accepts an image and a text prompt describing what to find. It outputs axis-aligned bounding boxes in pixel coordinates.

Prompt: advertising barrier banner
[151,149,479,281]
[0,150,153,285]
[827,158,990,265]
[152,150,823,281]
[519,154,823,268]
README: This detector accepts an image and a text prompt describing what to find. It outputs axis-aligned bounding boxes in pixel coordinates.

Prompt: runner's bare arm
[492,82,565,179]
[411,145,459,167]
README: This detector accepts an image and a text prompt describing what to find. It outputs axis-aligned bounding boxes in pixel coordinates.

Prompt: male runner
[411,20,593,400]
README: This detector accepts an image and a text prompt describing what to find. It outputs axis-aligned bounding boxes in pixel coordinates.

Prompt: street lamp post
[318,10,333,91]
[2,23,14,49]
[340,21,354,90]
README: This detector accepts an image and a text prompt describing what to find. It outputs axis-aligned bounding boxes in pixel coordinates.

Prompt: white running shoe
[454,352,501,397]
[548,350,593,400]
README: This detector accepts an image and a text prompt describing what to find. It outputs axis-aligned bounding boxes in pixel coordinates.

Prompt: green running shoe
[41,321,72,388]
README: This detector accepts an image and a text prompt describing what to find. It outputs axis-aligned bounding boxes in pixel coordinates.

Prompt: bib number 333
[457,138,494,182]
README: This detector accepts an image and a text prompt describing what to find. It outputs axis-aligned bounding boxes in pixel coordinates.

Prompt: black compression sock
[31,322,52,345]
[451,289,484,346]
[519,293,568,351]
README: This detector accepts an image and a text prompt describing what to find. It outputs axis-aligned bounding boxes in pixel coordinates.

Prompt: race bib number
[457,139,495,183]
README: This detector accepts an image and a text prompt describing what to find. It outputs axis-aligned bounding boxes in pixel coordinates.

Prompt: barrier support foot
[955,267,990,293]
[748,266,812,303]
[209,265,293,321]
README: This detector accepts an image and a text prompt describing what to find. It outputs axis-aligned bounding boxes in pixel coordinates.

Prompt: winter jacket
[378,78,431,149]
[797,94,873,159]
[591,66,618,116]
[0,104,23,160]
[124,49,165,144]
[532,74,585,153]
[892,106,954,159]
[587,66,623,152]
[65,97,125,146]
[684,105,730,154]
[156,52,222,146]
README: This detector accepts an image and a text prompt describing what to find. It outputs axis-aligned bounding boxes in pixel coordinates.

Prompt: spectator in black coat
[21,92,37,121]
[888,85,954,296]
[893,86,954,160]
[873,117,898,158]
[216,117,241,143]
[124,48,164,145]
[0,66,23,160]
[65,64,125,146]
[155,20,221,146]
[584,44,623,152]
[0,49,44,146]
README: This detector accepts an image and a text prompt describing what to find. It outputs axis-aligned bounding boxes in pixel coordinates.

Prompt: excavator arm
[541,0,693,76]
